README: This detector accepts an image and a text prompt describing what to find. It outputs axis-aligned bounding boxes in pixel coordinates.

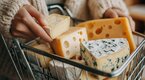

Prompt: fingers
[103,8,118,18]
[24,5,48,26]
[12,19,35,37]
[17,7,52,42]
[11,20,36,40]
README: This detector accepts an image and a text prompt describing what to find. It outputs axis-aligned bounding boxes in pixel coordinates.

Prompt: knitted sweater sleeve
[88,0,129,19]
[0,0,29,43]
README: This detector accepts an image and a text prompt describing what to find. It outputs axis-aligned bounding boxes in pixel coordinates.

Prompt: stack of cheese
[27,14,87,80]
[75,17,136,80]
[27,14,136,80]
[26,14,70,68]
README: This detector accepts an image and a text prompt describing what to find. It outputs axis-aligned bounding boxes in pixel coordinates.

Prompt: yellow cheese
[26,41,54,68]
[46,14,70,39]
[52,27,88,59]
[76,17,136,53]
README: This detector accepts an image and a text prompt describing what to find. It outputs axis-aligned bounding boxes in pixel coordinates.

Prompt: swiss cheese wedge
[76,17,136,53]
[52,27,88,58]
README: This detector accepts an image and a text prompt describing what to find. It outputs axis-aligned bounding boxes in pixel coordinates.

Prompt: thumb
[103,8,118,18]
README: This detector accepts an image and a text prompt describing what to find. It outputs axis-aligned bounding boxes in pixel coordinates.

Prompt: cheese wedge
[52,27,88,59]
[81,38,130,79]
[46,14,70,39]
[76,17,136,53]
[26,40,54,68]
[49,60,82,80]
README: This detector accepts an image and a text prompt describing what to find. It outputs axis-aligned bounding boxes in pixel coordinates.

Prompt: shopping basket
[0,4,145,80]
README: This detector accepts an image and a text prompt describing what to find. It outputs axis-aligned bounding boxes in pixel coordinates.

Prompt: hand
[103,8,135,31]
[10,4,52,42]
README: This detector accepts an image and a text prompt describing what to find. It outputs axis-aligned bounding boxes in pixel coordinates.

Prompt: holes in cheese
[64,41,69,48]
[52,27,88,59]
[105,34,110,38]
[95,27,103,34]
[123,32,126,36]
[76,17,136,53]
[108,25,112,29]
[78,31,83,35]
[89,32,94,38]
[114,20,121,25]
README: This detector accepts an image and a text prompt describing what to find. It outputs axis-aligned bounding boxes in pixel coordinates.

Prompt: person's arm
[0,0,29,43]
[65,0,89,20]
[0,0,51,44]
[88,0,129,19]
[88,0,135,31]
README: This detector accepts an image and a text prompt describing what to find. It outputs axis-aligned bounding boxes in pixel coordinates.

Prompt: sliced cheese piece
[81,38,130,79]
[49,60,82,80]
[76,17,136,53]
[46,14,70,39]
[52,27,88,59]
[26,40,54,68]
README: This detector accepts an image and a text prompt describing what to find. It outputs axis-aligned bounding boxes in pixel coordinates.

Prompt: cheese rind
[81,38,130,79]
[76,17,136,53]
[46,14,70,39]
[52,27,88,59]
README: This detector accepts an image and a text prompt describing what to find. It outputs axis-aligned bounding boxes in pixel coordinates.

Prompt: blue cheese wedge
[81,38,130,79]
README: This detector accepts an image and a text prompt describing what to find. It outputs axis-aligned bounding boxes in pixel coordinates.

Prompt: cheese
[26,40,54,68]
[46,14,70,39]
[76,17,136,53]
[52,27,88,59]
[81,38,130,79]
[49,60,82,80]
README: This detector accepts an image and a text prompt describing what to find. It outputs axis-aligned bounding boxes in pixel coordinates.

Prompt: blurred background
[45,0,145,34]
[124,0,145,34]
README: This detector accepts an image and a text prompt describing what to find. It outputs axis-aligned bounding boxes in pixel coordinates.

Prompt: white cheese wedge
[49,60,82,80]
[81,38,130,79]
[46,14,70,39]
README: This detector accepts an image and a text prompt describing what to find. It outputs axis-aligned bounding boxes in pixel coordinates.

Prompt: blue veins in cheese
[81,38,130,74]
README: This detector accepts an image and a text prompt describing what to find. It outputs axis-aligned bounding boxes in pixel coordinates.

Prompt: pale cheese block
[81,38,130,80]
[52,27,88,59]
[26,40,54,68]
[46,14,70,39]
[76,17,136,53]
[49,60,82,80]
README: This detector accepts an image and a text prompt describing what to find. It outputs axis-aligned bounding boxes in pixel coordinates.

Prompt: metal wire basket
[0,4,145,80]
